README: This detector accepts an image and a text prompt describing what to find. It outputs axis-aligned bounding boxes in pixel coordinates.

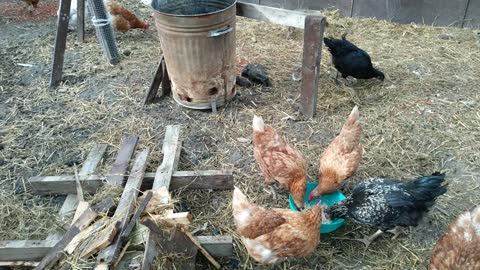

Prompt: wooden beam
[77,0,85,42]
[29,170,234,195]
[144,57,164,105]
[0,261,39,267]
[97,149,150,265]
[196,236,233,258]
[299,16,326,119]
[47,144,107,241]
[49,0,72,88]
[153,125,182,190]
[236,2,319,29]
[108,135,139,187]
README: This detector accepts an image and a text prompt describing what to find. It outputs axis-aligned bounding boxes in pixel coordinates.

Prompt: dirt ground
[1,0,480,269]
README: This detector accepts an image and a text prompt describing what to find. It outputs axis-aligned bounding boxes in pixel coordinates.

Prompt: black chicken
[326,172,447,247]
[323,33,385,82]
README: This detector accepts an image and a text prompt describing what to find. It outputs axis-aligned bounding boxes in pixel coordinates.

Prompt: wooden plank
[236,2,315,29]
[49,0,72,88]
[153,125,182,190]
[299,15,326,119]
[144,57,164,105]
[0,261,39,267]
[97,149,150,265]
[163,170,234,191]
[0,240,56,261]
[77,0,85,42]
[197,236,233,258]
[182,229,220,269]
[66,220,106,254]
[120,191,152,241]
[79,144,108,176]
[30,170,234,195]
[108,135,139,187]
[91,197,116,215]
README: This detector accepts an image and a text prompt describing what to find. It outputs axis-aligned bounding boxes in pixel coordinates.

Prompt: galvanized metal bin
[152,0,237,109]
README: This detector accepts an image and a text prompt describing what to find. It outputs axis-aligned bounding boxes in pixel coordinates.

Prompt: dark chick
[323,34,384,81]
[326,172,447,247]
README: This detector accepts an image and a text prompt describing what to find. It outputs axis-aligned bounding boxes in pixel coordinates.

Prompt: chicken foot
[353,229,384,248]
[269,185,278,202]
[386,226,407,240]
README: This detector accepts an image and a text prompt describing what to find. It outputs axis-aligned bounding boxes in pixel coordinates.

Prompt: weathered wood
[182,229,220,269]
[141,230,158,270]
[161,58,171,96]
[236,2,317,29]
[79,144,108,176]
[0,261,39,267]
[153,125,182,190]
[66,219,106,254]
[80,221,120,258]
[108,135,139,186]
[148,212,192,227]
[77,0,85,42]
[299,16,326,119]
[196,236,233,258]
[49,0,72,88]
[141,220,197,270]
[91,197,116,215]
[0,240,56,261]
[120,191,152,241]
[97,149,150,265]
[144,57,164,105]
[34,227,80,270]
[30,170,234,195]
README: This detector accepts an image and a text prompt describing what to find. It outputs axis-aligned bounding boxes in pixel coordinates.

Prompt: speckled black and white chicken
[325,172,448,247]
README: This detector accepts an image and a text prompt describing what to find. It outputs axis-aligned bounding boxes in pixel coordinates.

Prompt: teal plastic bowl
[289,182,346,234]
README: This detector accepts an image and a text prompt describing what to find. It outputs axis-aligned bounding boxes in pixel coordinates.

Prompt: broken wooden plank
[153,125,182,190]
[65,219,106,254]
[108,135,139,186]
[141,220,197,270]
[299,15,326,119]
[34,208,97,270]
[236,2,321,29]
[182,229,220,269]
[0,240,56,261]
[141,230,158,270]
[0,261,39,267]
[30,170,234,195]
[196,236,233,258]
[80,221,120,258]
[148,212,192,227]
[97,149,150,265]
[49,0,72,88]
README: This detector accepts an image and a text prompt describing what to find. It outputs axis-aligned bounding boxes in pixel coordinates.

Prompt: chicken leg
[353,229,384,248]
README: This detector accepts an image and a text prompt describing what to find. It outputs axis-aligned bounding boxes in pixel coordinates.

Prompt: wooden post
[299,15,326,119]
[50,0,72,88]
[77,0,85,42]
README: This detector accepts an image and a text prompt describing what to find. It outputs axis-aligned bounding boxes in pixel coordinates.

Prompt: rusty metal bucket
[152,0,237,110]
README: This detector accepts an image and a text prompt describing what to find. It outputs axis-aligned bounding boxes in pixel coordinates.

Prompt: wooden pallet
[0,125,234,268]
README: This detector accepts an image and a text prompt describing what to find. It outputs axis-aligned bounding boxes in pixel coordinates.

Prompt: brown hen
[232,187,322,264]
[429,205,480,270]
[309,106,362,201]
[107,0,149,33]
[252,115,307,210]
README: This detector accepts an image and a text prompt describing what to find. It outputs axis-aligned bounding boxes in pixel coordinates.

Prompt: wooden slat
[141,230,157,270]
[49,0,72,88]
[144,57,164,105]
[299,15,326,119]
[97,149,150,265]
[30,170,234,195]
[196,236,233,258]
[108,135,139,187]
[153,125,182,190]
[236,2,316,29]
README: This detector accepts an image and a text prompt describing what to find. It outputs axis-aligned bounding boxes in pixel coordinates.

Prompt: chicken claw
[353,229,384,248]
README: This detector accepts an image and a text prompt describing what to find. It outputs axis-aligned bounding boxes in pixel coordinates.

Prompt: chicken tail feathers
[252,115,265,132]
[233,186,251,212]
[405,172,448,204]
